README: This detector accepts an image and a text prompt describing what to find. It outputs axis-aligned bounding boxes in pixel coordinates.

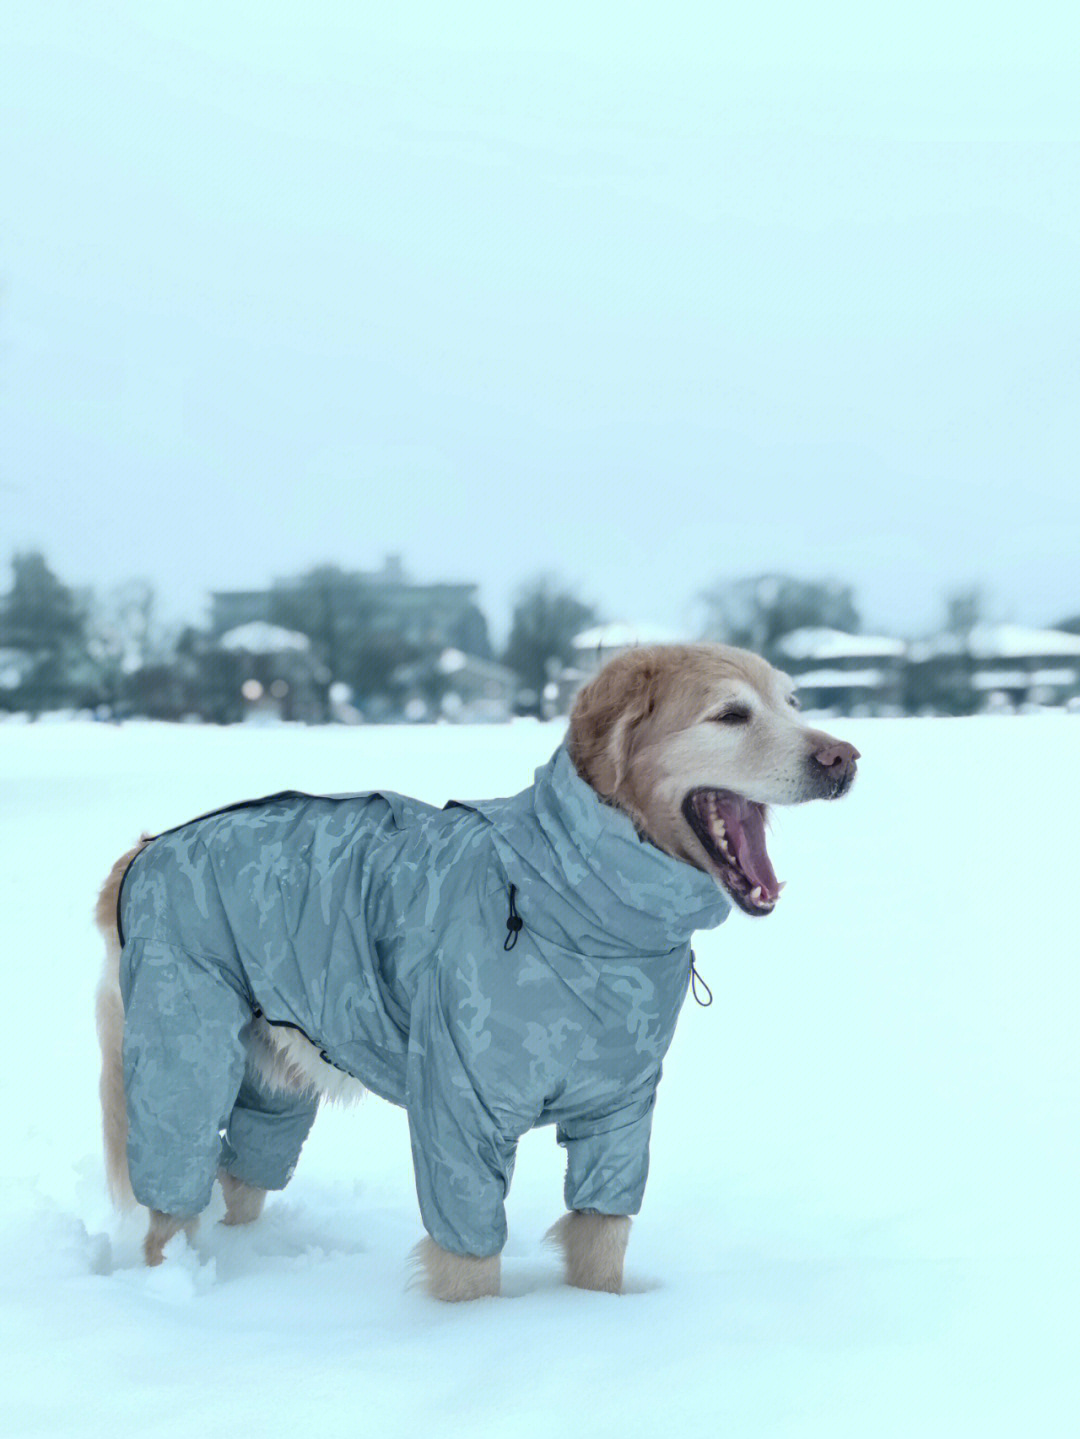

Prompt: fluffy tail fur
[93,835,153,1209]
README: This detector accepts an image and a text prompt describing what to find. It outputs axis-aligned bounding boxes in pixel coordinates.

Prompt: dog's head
[567,643,859,917]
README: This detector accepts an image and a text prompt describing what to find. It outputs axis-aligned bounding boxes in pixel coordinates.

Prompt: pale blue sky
[3,2,1078,645]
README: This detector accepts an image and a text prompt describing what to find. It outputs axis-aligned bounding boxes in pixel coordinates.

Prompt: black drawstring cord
[504,883,523,950]
[689,949,713,1007]
[503,885,706,1008]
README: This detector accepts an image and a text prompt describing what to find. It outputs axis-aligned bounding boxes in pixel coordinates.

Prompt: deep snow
[0,716,1077,1437]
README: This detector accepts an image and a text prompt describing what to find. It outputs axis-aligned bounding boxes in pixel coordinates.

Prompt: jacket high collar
[454,742,732,955]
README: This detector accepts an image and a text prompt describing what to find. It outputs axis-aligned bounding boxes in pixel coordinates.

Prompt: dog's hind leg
[122,937,253,1261]
[215,1059,319,1225]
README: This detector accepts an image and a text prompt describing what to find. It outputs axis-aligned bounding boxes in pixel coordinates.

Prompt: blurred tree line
[3,549,1076,721]
[0,551,602,721]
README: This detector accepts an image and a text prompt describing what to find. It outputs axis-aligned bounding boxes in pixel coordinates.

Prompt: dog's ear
[567,649,664,798]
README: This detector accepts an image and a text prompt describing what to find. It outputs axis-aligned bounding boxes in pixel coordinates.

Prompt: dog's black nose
[812,741,860,779]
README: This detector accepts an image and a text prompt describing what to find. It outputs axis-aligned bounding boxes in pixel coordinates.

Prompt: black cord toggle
[689,949,713,1007]
[504,883,524,950]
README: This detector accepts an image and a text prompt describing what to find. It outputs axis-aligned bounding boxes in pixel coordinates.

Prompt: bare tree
[84,578,160,707]
[501,574,597,710]
[944,586,983,638]
[698,574,860,658]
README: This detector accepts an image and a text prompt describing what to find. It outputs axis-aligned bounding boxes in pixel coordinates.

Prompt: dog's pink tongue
[730,801,779,899]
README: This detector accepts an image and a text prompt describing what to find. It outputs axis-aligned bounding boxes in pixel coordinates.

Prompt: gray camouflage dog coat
[117,741,732,1256]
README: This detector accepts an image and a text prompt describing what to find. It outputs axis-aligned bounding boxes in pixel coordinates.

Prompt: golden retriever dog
[94,643,858,1298]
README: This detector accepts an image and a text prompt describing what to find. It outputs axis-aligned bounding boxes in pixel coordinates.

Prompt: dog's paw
[143,1210,199,1267]
[411,1235,501,1301]
[546,1211,630,1293]
[217,1170,267,1226]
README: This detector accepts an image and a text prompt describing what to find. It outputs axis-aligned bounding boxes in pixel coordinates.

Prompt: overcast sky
[3,3,1078,647]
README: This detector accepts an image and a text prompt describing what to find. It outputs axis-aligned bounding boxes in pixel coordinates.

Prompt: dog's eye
[710,707,751,725]
[788,694,801,711]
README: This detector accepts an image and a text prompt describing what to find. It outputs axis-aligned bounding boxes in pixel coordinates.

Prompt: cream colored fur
[93,836,153,1210]
[412,1236,501,1301]
[144,1209,199,1266]
[247,1017,366,1106]
[547,1211,631,1293]
[218,1169,267,1226]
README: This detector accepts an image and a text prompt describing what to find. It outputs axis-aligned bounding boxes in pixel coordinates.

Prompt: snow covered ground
[0,715,1077,1437]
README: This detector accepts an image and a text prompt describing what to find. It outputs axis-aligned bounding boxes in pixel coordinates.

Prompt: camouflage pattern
[118,743,732,1255]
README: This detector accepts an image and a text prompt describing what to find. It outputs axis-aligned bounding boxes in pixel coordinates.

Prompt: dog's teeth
[750,886,764,903]
[705,811,738,867]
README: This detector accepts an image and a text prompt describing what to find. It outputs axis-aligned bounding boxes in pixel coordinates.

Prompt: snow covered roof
[776,628,907,660]
[911,624,1080,661]
[1029,668,1079,686]
[978,625,1080,657]
[217,622,310,655]
[571,621,684,651]
[794,668,887,690]
[972,667,1078,690]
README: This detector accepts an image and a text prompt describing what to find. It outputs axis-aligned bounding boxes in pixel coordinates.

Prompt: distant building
[774,628,908,715]
[210,555,491,659]
[570,621,686,662]
[389,646,516,723]
[212,621,329,723]
[436,648,516,722]
[208,590,275,635]
[547,621,686,716]
[907,624,1080,713]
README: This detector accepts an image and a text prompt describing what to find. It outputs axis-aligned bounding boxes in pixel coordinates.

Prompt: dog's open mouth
[682,789,783,916]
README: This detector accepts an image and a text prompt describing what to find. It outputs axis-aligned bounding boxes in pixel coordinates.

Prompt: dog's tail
[93,835,154,1210]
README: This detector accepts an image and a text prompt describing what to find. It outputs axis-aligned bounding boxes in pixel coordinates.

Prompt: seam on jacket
[118,932,252,977]
[115,844,141,948]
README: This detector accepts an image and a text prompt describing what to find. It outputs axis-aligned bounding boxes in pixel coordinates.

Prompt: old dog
[94,643,858,1299]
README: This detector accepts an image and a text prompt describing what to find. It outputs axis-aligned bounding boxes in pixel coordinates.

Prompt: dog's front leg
[144,1210,200,1266]
[547,1211,630,1293]
[414,1236,501,1301]
[218,1169,267,1226]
